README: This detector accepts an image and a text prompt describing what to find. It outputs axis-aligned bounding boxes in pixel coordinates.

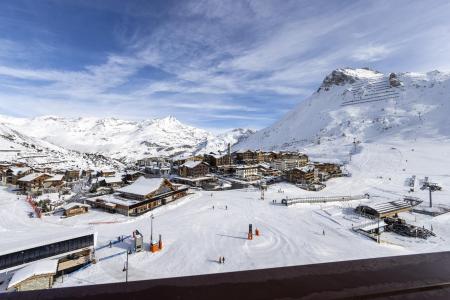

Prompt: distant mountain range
[2,67,449,167]
[0,115,255,163]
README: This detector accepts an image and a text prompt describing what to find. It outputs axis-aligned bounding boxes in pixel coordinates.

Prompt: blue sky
[0,0,449,132]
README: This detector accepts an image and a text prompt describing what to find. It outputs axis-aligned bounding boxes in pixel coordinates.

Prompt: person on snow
[322,230,325,236]
[222,257,225,264]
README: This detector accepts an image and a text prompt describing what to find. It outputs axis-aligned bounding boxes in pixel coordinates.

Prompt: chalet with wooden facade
[34,167,52,174]
[286,165,316,184]
[43,174,65,189]
[171,154,204,166]
[123,171,145,182]
[62,203,89,217]
[87,177,188,216]
[314,162,342,178]
[257,163,282,177]
[17,173,52,192]
[64,169,80,182]
[178,161,209,178]
[2,167,32,185]
[98,169,115,177]
[234,149,265,164]
[103,176,124,188]
[204,152,231,168]
[81,169,95,178]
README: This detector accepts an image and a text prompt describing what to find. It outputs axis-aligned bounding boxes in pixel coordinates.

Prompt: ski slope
[236,68,450,154]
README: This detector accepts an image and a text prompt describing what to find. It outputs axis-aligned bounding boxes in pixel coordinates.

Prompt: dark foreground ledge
[4,251,450,300]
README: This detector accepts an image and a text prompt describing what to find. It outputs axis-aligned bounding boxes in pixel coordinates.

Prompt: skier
[225,205,228,210]
[109,241,112,248]
[213,205,215,210]
[322,229,325,236]
[218,256,222,264]
[222,257,225,264]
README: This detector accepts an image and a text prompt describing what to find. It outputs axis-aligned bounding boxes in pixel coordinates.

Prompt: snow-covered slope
[0,115,253,162]
[236,68,450,161]
[0,123,118,169]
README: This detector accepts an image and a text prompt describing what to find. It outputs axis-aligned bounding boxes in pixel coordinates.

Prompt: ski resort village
[0,68,450,293]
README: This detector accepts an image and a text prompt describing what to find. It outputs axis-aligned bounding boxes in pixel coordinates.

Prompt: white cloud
[352,45,393,62]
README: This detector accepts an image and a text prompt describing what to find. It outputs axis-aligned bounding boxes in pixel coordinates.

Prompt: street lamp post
[150,213,154,243]
[123,249,129,282]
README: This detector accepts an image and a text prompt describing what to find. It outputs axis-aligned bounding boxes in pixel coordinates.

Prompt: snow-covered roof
[360,200,414,214]
[8,259,58,289]
[117,177,165,197]
[17,172,49,182]
[8,167,30,176]
[235,164,258,169]
[171,153,192,161]
[181,160,203,168]
[62,202,90,210]
[94,194,140,206]
[236,149,252,153]
[207,152,227,159]
[258,163,271,169]
[173,176,214,182]
[294,165,315,173]
[45,174,64,182]
[126,170,144,175]
[0,227,96,257]
[104,176,123,184]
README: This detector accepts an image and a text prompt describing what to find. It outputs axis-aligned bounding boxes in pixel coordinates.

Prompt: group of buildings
[0,161,124,194]
[135,146,344,188]
[0,163,84,193]
[161,148,343,188]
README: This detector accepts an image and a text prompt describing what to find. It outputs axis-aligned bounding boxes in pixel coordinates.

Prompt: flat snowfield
[1,139,449,287]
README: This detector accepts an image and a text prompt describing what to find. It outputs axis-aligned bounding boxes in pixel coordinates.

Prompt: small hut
[7,259,58,291]
[62,203,90,217]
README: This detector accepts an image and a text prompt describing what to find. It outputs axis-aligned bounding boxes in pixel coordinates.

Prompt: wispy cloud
[0,0,449,129]
[352,44,394,62]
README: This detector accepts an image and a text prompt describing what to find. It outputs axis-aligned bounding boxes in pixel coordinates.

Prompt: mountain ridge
[0,115,255,162]
[234,68,450,161]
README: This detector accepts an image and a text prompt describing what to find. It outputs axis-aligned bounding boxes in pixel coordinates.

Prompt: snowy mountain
[0,115,254,163]
[0,123,119,169]
[235,67,450,161]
